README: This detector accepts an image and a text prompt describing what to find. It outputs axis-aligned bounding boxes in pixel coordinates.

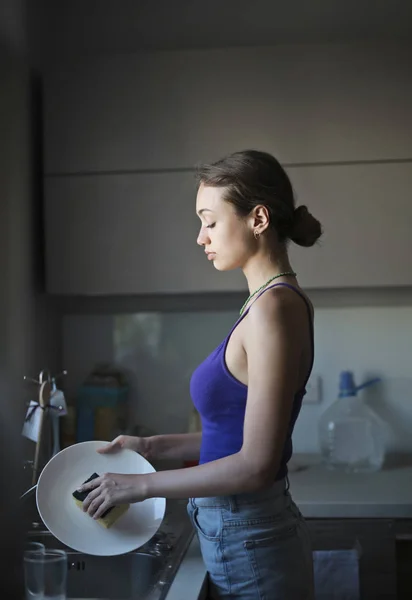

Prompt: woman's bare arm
[150,432,202,461]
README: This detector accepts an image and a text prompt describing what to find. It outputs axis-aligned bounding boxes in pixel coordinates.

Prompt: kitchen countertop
[288,453,412,518]
[166,535,207,600]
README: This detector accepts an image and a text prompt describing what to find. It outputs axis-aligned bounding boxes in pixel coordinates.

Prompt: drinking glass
[24,548,67,600]
[25,542,45,553]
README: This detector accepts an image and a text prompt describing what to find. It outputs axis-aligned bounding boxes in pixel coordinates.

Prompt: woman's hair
[196,150,322,247]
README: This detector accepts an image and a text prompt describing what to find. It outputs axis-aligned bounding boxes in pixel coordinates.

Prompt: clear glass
[25,542,45,554]
[319,396,385,473]
[24,549,67,600]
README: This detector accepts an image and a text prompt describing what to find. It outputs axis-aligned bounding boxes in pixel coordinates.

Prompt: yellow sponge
[73,473,129,529]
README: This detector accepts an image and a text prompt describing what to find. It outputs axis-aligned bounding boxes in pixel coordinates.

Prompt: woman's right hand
[97,435,153,460]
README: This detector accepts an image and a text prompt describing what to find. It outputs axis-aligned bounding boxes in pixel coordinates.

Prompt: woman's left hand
[78,473,149,520]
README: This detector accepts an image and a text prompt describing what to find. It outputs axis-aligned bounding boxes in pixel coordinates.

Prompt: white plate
[36,440,166,556]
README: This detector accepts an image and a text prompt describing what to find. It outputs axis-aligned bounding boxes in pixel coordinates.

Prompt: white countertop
[166,535,207,600]
[288,454,412,518]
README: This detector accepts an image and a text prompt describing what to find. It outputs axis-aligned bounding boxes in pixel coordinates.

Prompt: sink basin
[27,532,164,599]
[66,551,163,599]
[25,499,194,599]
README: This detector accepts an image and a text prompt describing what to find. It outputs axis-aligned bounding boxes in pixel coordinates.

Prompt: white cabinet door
[44,44,412,174]
[288,162,412,288]
[44,172,246,295]
[45,162,412,295]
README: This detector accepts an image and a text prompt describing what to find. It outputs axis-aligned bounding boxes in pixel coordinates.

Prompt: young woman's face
[196,184,253,271]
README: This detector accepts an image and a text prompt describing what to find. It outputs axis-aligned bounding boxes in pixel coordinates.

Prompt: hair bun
[290,205,322,247]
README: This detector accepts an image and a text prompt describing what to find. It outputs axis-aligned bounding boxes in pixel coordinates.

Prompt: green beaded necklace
[239,271,297,316]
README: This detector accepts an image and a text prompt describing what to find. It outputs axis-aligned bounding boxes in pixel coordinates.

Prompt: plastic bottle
[76,363,129,443]
[318,371,385,472]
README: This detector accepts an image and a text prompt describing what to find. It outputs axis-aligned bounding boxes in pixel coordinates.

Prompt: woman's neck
[242,253,295,294]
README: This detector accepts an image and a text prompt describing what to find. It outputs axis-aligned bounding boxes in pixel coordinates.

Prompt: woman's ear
[249,205,271,234]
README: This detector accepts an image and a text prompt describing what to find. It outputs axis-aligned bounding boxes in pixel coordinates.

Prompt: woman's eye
[206,223,216,229]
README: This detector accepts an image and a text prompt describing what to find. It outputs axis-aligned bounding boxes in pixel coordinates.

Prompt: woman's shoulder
[246,284,313,330]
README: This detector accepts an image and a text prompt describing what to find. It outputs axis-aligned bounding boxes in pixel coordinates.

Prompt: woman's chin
[212,259,225,271]
[212,259,237,272]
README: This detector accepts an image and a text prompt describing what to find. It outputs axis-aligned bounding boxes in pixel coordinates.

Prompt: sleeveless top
[189,283,314,481]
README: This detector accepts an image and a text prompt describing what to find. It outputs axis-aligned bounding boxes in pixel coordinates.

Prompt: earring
[254,230,260,239]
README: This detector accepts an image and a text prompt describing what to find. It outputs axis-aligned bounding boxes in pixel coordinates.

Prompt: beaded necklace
[239,271,297,316]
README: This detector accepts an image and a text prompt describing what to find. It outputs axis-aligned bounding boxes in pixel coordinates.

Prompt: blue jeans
[187,479,314,599]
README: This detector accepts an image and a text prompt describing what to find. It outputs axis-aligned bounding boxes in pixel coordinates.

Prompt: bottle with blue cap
[318,371,385,472]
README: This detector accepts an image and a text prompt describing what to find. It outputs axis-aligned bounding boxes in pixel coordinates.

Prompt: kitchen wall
[62,302,412,455]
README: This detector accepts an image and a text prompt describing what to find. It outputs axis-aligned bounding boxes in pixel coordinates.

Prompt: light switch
[304,374,321,403]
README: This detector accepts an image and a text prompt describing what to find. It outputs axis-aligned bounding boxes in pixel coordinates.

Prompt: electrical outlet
[304,375,321,403]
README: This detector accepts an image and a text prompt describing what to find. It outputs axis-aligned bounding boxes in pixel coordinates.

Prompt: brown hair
[196,150,322,247]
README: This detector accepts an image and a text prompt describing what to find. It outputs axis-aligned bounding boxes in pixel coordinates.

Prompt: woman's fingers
[77,475,102,494]
[82,486,102,513]
[93,499,113,521]
[97,437,122,454]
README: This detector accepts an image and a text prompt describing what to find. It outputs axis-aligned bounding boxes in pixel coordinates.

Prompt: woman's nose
[197,227,210,247]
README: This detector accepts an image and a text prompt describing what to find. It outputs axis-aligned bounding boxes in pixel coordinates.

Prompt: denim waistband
[190,477,289,512]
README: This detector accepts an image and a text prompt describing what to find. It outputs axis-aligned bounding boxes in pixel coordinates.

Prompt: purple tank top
[190,283,314,480]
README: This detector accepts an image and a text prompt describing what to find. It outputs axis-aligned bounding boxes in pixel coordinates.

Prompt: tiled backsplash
[63,305,412,454]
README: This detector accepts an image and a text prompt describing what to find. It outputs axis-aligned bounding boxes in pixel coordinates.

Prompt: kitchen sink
[27,520,193,600]
[21,490,194,600]
[66,550,163,599]
[27,530,164,599]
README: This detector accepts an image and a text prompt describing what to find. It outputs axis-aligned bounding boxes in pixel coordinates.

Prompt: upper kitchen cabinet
[43,43,412,174]
[44,171,246,295]
[45,162,412,295]
[287,162,412,289]
[43,40,412,294]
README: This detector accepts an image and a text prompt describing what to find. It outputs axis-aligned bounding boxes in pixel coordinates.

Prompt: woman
[79,150,322,599]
